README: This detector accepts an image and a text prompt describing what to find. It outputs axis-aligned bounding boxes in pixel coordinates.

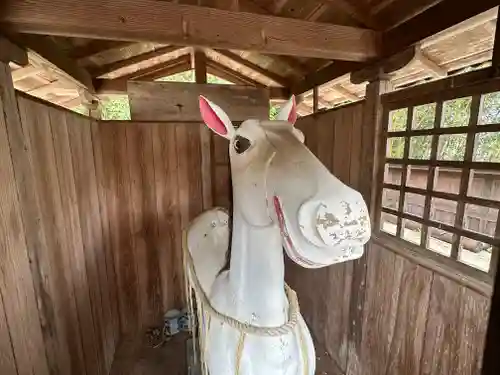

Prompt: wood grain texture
[288,102,491,375]
[422,275,490,375]
[128,81,269,122]
[0,84,120,375]
[90,120,121,366]
[2,0,379,61]
[0,292,17,375]
[0,62,51,375]
[19,97,74,375]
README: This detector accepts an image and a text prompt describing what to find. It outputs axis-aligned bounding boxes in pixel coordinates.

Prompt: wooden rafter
[27,80,78,97]
[134,60,191,81]
[206,59,262,87]
[492,7,500,74]
[350,46,417,84]
[129,55,192,80]
[11,66,45,82]
[421,7,497,48]
[414,47,447,78]
[374,0,444,29]
[89,46,183,77]
[70,41,134,59]
[320,0,382,30]
[331,84,361,101]
[212,49,290,87]
[9,34,94,92]
[292,61,363,94]
[383,0,499,56]
[1,0,379,61]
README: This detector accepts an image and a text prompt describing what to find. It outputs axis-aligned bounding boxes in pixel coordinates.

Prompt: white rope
[183,223,309,375]
[183,229,301,337]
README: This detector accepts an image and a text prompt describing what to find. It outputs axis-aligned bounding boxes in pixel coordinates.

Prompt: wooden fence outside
[384,165,499,244]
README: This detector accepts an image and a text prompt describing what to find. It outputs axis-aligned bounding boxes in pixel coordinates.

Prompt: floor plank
[110,332,188,375]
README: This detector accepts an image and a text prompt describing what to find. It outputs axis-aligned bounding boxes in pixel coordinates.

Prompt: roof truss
[0,0,380,61]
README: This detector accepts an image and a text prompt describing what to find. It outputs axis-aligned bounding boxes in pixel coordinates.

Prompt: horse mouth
[273,196,325,268]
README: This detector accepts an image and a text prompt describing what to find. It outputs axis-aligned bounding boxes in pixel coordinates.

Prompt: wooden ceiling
[1,0,499,114]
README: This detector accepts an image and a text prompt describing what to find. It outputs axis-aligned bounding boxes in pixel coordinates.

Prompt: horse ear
[199,96,235,139]
[276,95,297,125]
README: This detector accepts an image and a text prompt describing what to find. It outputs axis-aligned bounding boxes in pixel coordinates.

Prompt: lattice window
[377,85,500,278]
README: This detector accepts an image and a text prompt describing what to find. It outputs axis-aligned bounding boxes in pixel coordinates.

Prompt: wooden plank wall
[94,121,231,335]
[286,103,364,374]
[0,63,119,375]
[287,103,491,375]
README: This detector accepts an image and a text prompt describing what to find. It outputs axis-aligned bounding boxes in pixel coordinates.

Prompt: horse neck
[228,204,287,327]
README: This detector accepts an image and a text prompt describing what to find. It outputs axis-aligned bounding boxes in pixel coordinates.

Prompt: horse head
[199,95,371,268]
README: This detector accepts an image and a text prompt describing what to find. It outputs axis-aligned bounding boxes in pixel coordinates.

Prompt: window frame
[375,80,500,283]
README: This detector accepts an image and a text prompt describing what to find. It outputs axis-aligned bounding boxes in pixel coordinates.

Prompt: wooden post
[194,48,213,209]
[347,70,393,370]
[0,36,28,66]
[193,49,207,84]
[492,7,500,76]
[79,89,101,119]
[481,258,500,375]
[312,87,319,113]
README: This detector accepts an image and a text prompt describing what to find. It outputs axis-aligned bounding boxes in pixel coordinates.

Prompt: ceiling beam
[10,34,94,92]
[292,61,363,94]
[212,49,290,87]
[383,0,499,56]
[350,46,417,84]
[375,0,443,29]
[95,77,290,99]
[89,45,183,77]
[1,0,380,61]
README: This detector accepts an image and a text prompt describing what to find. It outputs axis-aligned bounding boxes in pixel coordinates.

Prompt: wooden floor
[110,333,188,375]
[108,330,340,375]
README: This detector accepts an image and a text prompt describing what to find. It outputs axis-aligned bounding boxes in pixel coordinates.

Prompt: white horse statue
[183,95,371,375]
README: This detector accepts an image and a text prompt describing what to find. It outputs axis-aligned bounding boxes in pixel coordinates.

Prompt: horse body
[185,96,370,375]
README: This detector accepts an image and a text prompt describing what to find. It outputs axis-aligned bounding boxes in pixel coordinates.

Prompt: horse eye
[234,135,251,154]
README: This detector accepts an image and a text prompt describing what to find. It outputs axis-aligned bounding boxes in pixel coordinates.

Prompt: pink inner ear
[200,97,228,135]
[288,97,297,124]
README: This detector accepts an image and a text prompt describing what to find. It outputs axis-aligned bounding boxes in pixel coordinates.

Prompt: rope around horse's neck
[182,230,301,336]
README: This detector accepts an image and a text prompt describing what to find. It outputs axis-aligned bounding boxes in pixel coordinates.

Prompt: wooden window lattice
[377,84,500,279]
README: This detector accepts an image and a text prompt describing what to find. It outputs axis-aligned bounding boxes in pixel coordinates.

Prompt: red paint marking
[199,96,228,135]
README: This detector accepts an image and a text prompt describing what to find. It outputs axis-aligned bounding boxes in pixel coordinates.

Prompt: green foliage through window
[100,96,131,120]
[387,94,500,162]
